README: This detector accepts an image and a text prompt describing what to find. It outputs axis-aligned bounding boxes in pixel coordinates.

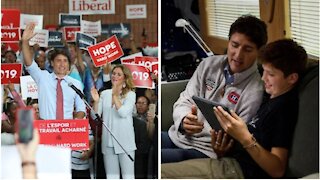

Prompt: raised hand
[21,23,37,42]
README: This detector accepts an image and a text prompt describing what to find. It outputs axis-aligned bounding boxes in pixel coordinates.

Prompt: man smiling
[162,15,268,163]
[22,23,85,120]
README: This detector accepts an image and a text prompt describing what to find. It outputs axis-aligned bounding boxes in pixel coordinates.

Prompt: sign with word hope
[20,75,38,100]
[59,13,82,27]
[124,63,152,89]
[76,32,96,50]
[29,29,49,47]
[34,119,89,150]
[126,4,147,19]
[20,14,43,29]
[1,63,22,84]
[1,28,21,42]
[69,0,115,15]
[64,26,81,42]
[134,56,158,70]
[1,9,20,29]
[88,35,124,67]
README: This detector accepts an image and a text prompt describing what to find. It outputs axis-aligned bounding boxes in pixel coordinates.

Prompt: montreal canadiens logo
[228,92,240,104]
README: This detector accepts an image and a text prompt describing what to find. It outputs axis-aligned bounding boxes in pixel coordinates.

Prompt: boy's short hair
[258,39,307,77]
[229,15,268,49]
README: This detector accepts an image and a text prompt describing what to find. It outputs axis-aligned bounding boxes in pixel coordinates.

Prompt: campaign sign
[76,32,96,50]
[120,52,143,64]
[69,0,115,15]
[123,63,152,89]
[20,14,43,29]
[34,119,89,150]
[81,20,101,37]
[121,58,135,64]
[1,63,22,84]
[20,75,38,100]
[48,31,64,47]
[151,62,159,76]
[134,56,158,70]
[64,26,81,42]
[126,4,147,19]
[1,9,20,29]
[88,35,124,67]
[101,23,130,38]
[29,29,49,47]
[1,28,21,42]
[3,42,20,52]
[59,13,82,27]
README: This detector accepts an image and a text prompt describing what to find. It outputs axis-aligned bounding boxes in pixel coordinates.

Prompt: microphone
[68,82,85,99]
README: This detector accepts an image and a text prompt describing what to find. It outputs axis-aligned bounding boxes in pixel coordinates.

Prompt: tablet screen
[192,95,230,130]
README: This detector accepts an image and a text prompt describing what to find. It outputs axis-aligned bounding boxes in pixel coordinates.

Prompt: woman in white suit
[91,64,136,179]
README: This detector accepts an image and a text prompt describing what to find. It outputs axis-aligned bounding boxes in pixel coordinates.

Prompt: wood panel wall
[2,0,158,48]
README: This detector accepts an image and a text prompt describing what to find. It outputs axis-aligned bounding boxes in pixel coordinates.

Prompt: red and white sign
[1,9,20,29]
[151,62,158,76]
[1,28,21,42]
[124,63,152,89]
[134,56,158,70]
[1,63,22,84]
[81,20,101,37]
[126,4,147,19]
[3,42,20,52]
[64,26,81,42]
[69,0,115,15]
[121,58,135,64]
[88,35,124,67]
[20,75,38,100]
[29,29,49,47]
[120,52,143,62]
[34,119,89,150]
[20,14,43,29]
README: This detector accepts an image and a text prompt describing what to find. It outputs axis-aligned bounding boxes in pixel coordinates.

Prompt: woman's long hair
[111,64,135,97]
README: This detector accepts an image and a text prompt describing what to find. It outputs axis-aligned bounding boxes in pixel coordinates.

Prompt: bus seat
[161,80,188,131]
[285,61,319,178]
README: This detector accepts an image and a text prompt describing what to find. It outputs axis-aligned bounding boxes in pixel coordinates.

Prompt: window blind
[290,0,319,59]
[207,0,260,39]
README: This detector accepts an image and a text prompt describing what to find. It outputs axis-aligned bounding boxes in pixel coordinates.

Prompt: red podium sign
[34,119,89,150]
